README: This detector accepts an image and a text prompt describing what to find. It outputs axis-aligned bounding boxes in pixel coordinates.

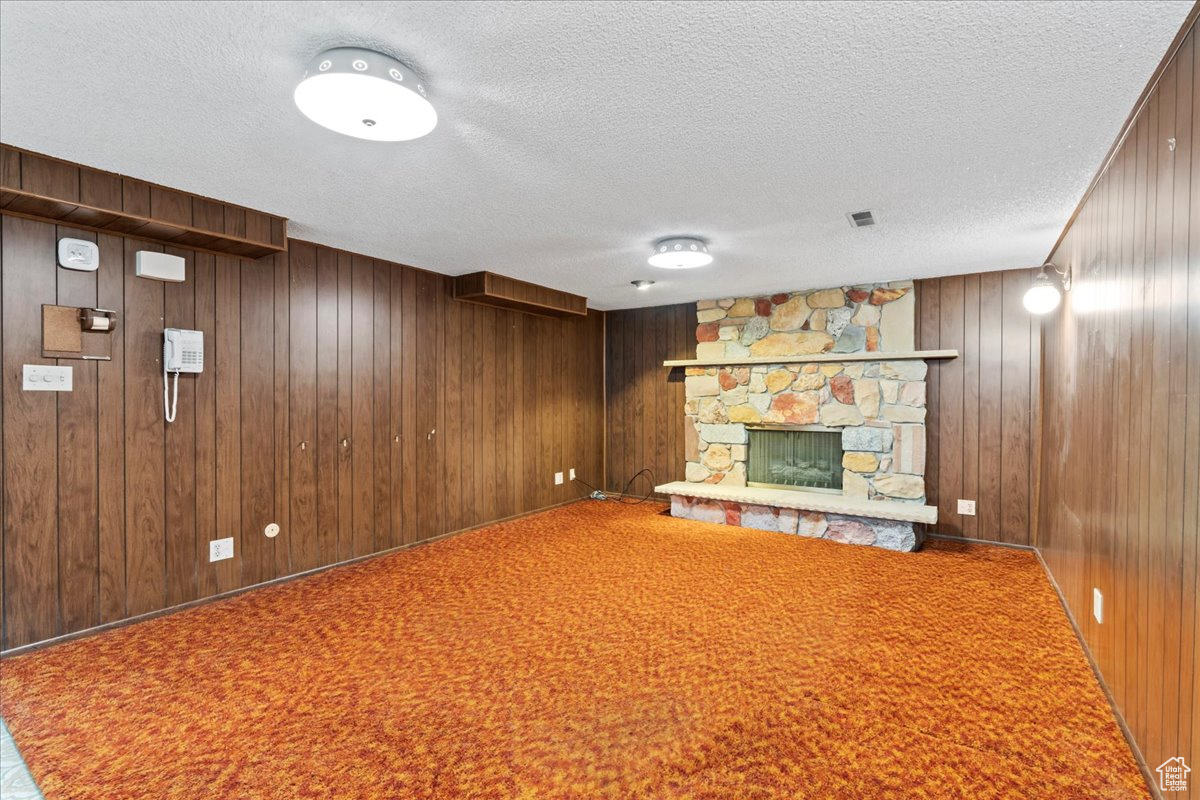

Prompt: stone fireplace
[656,281,945,552]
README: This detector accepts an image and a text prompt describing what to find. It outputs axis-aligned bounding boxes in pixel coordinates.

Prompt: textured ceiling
[0,1,1190,309]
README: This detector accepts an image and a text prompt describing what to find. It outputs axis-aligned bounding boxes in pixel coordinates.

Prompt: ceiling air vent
[846,210,876,228]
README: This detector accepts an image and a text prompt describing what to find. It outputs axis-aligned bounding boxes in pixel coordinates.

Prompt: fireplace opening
[747,425,843,493]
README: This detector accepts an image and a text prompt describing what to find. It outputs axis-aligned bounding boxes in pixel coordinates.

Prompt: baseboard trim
[0,498,584,659]
[1031,548,1159,800]
[925,532,1037,552]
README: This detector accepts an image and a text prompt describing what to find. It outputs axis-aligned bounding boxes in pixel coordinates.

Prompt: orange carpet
[0,502,1146,799]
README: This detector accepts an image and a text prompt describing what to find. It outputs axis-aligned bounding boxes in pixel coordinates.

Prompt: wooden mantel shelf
[662,349,959,368]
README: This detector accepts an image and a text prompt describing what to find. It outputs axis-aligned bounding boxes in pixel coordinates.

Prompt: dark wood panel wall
[1040,25,1198,791]
[604,303,697,497]
[0,219,604,650]
[915,269,1041,546]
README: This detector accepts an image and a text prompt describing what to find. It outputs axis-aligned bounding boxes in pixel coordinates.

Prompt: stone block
[809,308,827,331]
[698,423,748,444]
[842,470,870,498]
[697,308,728,323]
[697,397,728,424]
[843,363,864,379]
[869,286,910,305]
[740,316,770,345]
[727,298,755,317]
[690,500,727,524]
[685,422,700,461]
[718,370,739,391]
[685,375,721,397]
[882,405,926,423]
[830,375,855,404]
[725,342,751,359]
[854,378,881,419]
[842,426,893,452]
[796,511,828,537]
[832,324,866,353]
[777,508,801,534]
[872,472,924,499]
[826,518,876,545]
[807,288,846,308]
[703,444,733,470]
[696,299,718,310]
[748,373,767,393]
[872,520,919,552]
[770,296,810,330]
[671,495,691,517]
[766,368,794,393]
[717,298,736,309]
[881,360,927,380]
[878,288,915,351]
[732,367,750,384]
[747,392,772,414]
[718,325,738,341]
[730,444,747,461]
[880,379,900,404]
[720,462,747,487]
[741,504,779,531]
[696,342,727,360]
[728,404,761,423]
[755,297,773,317]
[820,402,864,427]
[793,372,825,391]
[685,462,711,482]
[842,451,880,473]
[899,381,926,407]
[696,322,721,342]
[892,424,926,474]
[851,303,881,326]
[749,332,834,357]
[826,307,853,340]
[770,392,819,424]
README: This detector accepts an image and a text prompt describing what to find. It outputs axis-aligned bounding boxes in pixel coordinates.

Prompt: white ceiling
[0,1,1190,309]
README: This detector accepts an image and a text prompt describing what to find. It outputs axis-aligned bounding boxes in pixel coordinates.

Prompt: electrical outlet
[1093,588,1103,624]
[569,468,576,480]
[957,499,976,516]
[209,537,234,562]
[554,472,564,485]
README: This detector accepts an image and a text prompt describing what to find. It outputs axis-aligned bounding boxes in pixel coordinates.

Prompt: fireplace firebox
[747,425,843,493]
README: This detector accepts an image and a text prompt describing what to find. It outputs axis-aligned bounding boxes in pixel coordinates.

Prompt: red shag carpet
[0,502,1147,799]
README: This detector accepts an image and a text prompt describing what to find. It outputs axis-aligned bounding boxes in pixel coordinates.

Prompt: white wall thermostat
[136,251,186,283]
[58,238,99,271]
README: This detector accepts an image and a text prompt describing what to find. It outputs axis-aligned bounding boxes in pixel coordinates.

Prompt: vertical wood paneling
[2,217,59,647]
[55,226,99,632]
[1042,25,1198,793]
[1,224,606,652]
[122,238,165,617]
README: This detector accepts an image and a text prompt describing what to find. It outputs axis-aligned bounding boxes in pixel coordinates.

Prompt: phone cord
[163,369,179,423]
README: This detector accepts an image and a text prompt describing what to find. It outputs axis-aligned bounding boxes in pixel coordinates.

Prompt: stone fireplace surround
[655,282,943,552]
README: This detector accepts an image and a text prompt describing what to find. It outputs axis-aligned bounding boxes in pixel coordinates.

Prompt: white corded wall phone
[163,328,203,423]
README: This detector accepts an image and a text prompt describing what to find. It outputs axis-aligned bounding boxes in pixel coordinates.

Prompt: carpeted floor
[0,502,1147,799]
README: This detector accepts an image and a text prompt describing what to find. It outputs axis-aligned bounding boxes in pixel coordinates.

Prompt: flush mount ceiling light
[1023,263,1070,315]
[631,279,655,290]
[294,47,437,141]
[648,237,712,269]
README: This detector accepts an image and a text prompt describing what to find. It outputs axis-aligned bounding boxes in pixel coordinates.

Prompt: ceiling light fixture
[631,279,655,290]
[294,47,437,141]
[648,237,712,269]
[1023,263,1070,315]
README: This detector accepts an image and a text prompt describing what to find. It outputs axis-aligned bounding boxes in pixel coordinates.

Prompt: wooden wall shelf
[453,271,587,318]
[662,349,959,368]
[1,145,286,259]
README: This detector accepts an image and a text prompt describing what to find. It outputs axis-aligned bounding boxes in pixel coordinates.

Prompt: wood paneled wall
[915,269,1041,546]
[1040,25,1198,791]
[604,303,697,496]
[0,218,604,650]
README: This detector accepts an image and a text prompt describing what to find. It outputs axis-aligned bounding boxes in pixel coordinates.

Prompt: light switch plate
[1093,588,1103,624]
[569,468,576,480]
[957,499,976,516]
[209,537,234,562]
[554,472,564,485]
[23,364,73,391]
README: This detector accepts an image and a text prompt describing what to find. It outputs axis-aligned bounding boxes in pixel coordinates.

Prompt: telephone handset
[163,328,203,423]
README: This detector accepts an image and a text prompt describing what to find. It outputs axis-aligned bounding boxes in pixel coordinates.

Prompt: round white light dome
[648,237,712,269]
[294,47,436,141]
[1022,274,1062,315]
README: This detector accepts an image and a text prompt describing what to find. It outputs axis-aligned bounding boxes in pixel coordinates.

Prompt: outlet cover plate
[554,472,564,485]
[23,364,73,391]
[1093,588,1103,624]
[209,537,234,562]
[569,468,576,480]
[957,499,976,516]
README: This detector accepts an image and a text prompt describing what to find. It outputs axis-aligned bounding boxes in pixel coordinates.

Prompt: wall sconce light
[1023,262,1071,315]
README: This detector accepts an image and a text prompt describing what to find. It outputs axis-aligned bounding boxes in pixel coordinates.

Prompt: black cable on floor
[573,468,657,505]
